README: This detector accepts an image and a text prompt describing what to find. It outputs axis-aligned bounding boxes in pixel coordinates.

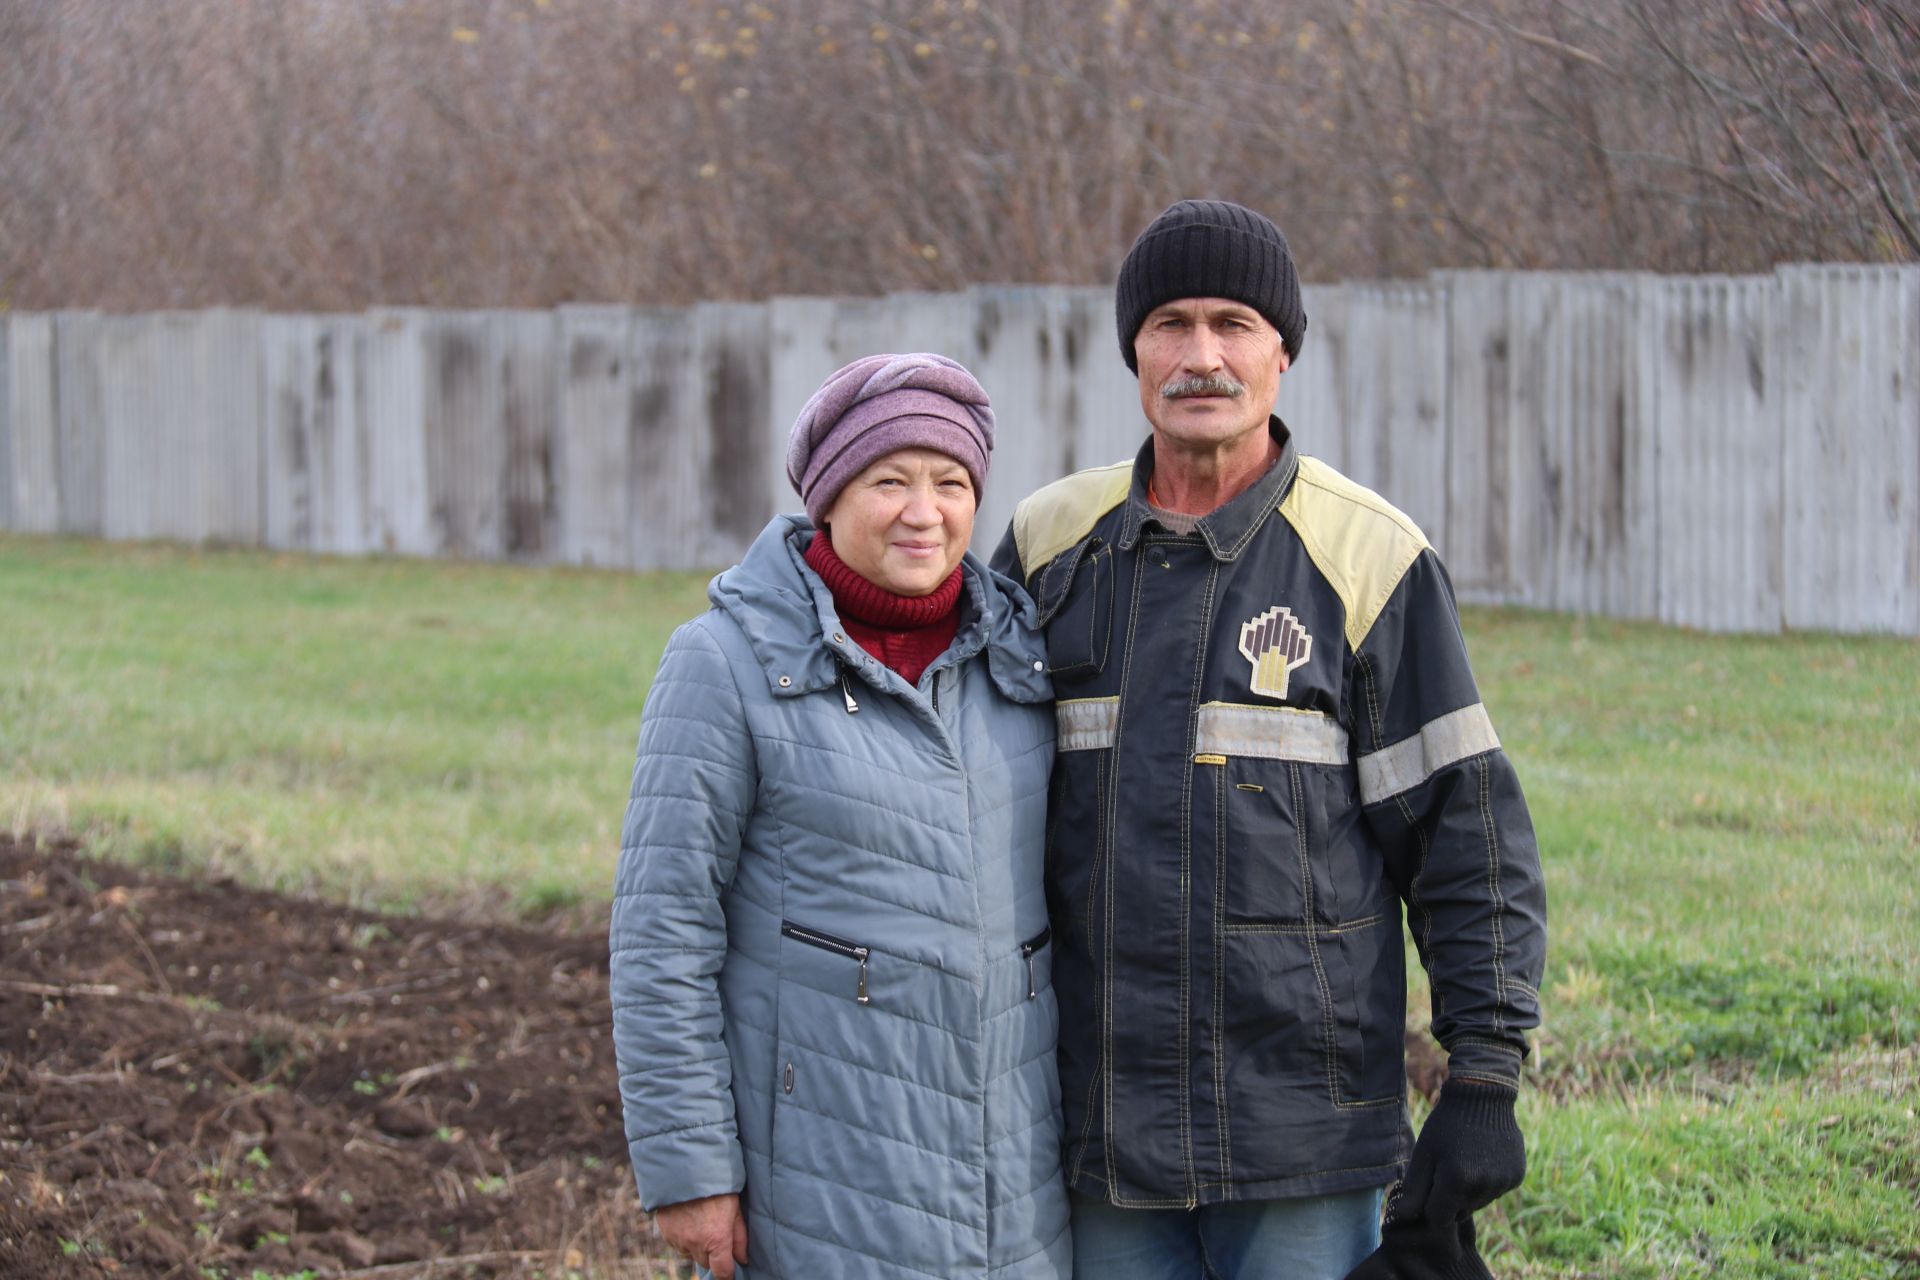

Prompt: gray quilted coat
[610,514,1071,1279]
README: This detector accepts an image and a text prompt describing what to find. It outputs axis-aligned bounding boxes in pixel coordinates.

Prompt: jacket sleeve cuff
[629,1122,746,1213]
[1442,1037,1524,1089]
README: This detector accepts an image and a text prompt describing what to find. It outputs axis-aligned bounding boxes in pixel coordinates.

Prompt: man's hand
[652,1192,748,1279]
[1342,1215,1491,1280]
[1341,1078,1523,1280]
[1391,1077,1524,1227]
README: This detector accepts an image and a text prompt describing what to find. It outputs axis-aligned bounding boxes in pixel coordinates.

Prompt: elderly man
[992,199,1547,1279]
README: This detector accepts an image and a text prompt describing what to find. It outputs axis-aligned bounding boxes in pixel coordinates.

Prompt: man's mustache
[1161,373,1246,399]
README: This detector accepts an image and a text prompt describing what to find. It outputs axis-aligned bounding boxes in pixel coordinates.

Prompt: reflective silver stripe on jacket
[1194,702,1348,765]
[1357,703,1500,803]
[1056,697,1119,752]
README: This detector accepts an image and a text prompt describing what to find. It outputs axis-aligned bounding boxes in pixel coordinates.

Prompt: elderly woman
[609,354,1070,1279]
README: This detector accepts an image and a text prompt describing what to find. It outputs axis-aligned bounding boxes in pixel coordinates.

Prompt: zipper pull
[840,669,860,714]
[856,953,870,1005]
[1019,928,1050,1001]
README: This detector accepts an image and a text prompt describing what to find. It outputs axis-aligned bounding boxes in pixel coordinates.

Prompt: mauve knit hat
[1115,198,1306,371]
[786,353,995,525]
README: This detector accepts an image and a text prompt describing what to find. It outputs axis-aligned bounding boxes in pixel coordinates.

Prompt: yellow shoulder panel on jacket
[1279,456,1430,652]
[1012,460,1135,575]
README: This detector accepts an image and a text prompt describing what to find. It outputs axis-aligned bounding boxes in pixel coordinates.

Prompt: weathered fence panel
[1651,277,1782,632]
[502,311,561,560]
[264,315,362,554]
[1441,273,1518,603]
[695,303,773,568]
[423,313,510,561]
[0,316,11,531]
[764,296,833,531]
[54,313,106,537]
[95,316,155,542]
[965,288,1134,550]
[625,306,704,572]
[964,289,1080,551]
[1778,266,1920,635]
[5,314,59,534]
[554,307,632,569]
[1340,282,1451,552]
[1509,274,1659,618]
[3,266,1915,635]
[1275,284,1349,478]
[357,310,433,558]
[614,303,772,572]
[95,312,263,546]
[1029,289,1144,491]
[261,315,309,550]
[204,311,265,547]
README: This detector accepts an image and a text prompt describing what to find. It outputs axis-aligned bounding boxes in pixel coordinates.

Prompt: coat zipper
[1020,925,1052,1000]
[781,921,871,1004]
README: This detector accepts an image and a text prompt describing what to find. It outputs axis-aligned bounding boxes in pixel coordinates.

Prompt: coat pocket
[780,920,871,1005]
[1213,757,1308,924]
[1019,926,1052,1001]
[1318,915,1407,1107]
[768,923,980,1278]
[767,920,872,1268]
[1195,703,1351,925]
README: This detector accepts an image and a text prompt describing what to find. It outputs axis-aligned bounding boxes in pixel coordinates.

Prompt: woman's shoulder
[663,607,742,653]
[650,609,762,697]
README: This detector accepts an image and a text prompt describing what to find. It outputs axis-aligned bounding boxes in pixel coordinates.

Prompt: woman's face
[822,447,976,597]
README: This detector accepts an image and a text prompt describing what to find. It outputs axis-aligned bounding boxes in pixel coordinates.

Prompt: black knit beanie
[1115,199,1306,372]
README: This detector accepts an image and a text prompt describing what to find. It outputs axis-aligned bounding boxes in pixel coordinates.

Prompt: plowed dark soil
[0,833,1449,1279]
[0,834,671,1279]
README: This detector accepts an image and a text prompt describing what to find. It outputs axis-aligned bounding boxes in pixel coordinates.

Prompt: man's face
[1133,297,1289,451]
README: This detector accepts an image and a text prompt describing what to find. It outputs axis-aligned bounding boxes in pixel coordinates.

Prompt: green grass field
[3,533,1916,1277]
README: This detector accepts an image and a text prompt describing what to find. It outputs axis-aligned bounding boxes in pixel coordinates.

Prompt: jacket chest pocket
[1195,703,1349,925]
[1035,538,1114,682]
[1210,759,1311,923]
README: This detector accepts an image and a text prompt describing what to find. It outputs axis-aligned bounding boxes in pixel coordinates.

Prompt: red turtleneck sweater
[804,532,963,687]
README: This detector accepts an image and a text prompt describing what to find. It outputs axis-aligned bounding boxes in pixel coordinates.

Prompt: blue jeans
[1070,1186,1385,1280]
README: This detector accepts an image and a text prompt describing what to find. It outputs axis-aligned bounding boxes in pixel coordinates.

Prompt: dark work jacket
[990,420,1547,1209]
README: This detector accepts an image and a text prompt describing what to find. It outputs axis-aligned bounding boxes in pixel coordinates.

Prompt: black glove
[1341,1078,1524,1280]
[1342,1215,1492,1280]
[1392,1077,1525,1227]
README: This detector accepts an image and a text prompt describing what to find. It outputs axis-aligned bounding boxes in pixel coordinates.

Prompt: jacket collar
[708,514,1052,704]
[1117,416,1300,562]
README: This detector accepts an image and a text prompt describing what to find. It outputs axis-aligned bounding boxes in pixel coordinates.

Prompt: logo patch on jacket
[1239,606,1312,700]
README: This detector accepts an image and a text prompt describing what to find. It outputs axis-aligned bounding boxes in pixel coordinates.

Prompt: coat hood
[707,514,1051,705]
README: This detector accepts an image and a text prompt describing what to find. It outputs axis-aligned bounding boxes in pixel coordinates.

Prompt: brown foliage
[0,0,1912,312]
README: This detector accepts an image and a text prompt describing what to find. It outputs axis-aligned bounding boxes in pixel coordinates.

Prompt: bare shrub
[0,0,1911,311]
